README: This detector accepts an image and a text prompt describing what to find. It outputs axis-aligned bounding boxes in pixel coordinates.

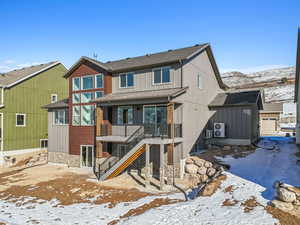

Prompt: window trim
[16,113,26,127]
[95,74,104,89]
[40,139,48,149]
[51,94,58,103]
[117,105,134,125]
[72,77,81,91]
[53,109,68,126]
[81,75,94,90]
[119,72,135,88]
[152,66,171,85]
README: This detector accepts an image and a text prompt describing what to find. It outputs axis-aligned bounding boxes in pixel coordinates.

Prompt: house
[295,27,300,144]
[0,62,68,166]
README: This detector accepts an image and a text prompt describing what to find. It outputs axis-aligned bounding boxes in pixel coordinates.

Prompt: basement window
[40,139,48,149]
[16,113,26,127]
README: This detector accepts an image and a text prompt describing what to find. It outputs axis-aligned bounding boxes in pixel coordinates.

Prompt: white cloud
[3,59,14,64]
[220,64,291,74]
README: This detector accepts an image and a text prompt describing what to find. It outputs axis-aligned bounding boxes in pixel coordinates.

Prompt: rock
[193,158,205,167]
[185,164,198,174]
[197,166,207,175]
[207,168,216,177]
[277,188,297,203]
[271,200,294,211]
[186,174,200,188]
[285,186,300,197]
[199,174,208,183]
[185,157,194,164]
[223,145,231,151]
[204,161,213,168]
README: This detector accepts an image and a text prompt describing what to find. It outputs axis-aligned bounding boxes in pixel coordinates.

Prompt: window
[82,76,94,90]
[117,106,133,124]
[95,74,104,88]
[51,94,58,103]
[73,77,81,91]
[95,91,104,99]
[119,73,134,88]
[81,92,94,103]
[40,139,48,149]
[54,109,68,125]
[153,67,170,84]
[81,105,95,126]
[197,74,203,89]
[72,93,80,104]
[16,114,26,127]
[72,106,80,126]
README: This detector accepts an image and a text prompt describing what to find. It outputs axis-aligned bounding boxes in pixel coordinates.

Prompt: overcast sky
[0,0,299,73]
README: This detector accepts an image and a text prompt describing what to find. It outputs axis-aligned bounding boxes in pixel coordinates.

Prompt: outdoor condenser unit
[214,123,225,138]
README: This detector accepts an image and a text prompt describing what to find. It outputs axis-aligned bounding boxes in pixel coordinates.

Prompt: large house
[0,62,68,166]
[45,44,262,188]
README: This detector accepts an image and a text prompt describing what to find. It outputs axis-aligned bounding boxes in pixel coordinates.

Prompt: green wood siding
[0,64,68,151]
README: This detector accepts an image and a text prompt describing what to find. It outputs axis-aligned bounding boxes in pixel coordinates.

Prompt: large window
[95,74,104,88]
[16,114,26,127]
[117,106,133,124]
[153,67,170,84]
[72,106,80,126]
[81,105,95,126]
[82,76,94,90]
[95,91,104,99]
[72,93,80,104]
[54,109,68,125]
[73,77,81,91]
[81,92,94,103]
[119,73,134,88]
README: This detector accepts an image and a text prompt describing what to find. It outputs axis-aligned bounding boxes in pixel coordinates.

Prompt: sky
[0,0,299,73]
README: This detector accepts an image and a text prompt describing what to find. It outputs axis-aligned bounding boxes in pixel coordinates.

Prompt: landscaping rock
[186,174,200,188]
[199,174,208,183]
[204,161,213,168]
[207,168,216,177]
[223,145,231,151]
[185,157,194,164]
[271,200,294,211]
[197,167,207,175]
[277,187,297,203]
[185,164,198,174]
[193,158,205,167]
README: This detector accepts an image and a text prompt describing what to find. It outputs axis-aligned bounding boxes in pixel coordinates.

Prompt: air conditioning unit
[214,123,225,138]
[205,129,213,139]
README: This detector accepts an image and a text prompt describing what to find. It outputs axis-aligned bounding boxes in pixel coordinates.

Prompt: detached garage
[206,90,263,146]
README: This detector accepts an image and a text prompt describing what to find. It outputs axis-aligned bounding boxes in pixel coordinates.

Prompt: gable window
[119,73,134,88]
[54,109,68,125]
[95,74,104,88]
[16,113,26,127]
[117,106,133,124]
[51,94,58,103]
[82,75,94,90]
[197,73,203,89]
[153,67,170,85]
[72,93,80,104]
[95,91,104,99]
[81,105,95,126]
[72,106,80,126]
[40,139,48,149]
[73,77,81,91]
[81,92,94,103]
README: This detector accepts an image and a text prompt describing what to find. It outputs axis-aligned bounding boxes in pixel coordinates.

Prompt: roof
[209,90,263,110]
[295,28,300,102]
[261,102,283,112]
[0,61,61,88]
[93,87,188,105]
[42,98,69,109]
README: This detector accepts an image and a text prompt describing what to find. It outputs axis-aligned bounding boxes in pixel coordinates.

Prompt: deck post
[159,143,165,190]
[145,144,150,188]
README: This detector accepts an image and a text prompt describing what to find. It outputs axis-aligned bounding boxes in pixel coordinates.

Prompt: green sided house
[0,61,68,167]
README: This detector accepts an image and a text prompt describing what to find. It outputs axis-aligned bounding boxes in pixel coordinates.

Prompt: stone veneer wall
[68,154,80,167]
[48,152,69,165]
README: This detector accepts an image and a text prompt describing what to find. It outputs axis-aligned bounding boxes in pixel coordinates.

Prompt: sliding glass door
[143,105,167,136]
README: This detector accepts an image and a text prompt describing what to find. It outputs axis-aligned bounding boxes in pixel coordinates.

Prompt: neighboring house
[260,102,283,136]
[0,62,68,166]
[295,28,300,144]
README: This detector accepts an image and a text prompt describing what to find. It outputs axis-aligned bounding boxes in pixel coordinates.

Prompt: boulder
[285,186,300,197]
[187,174,200,188]
[199,174,208,183]
[185,164,198,174]
[204,161,213,168]
[185,157,194,164]
[207,168,216,177]
[271,200,294,211]
[193,158,205,167]
[277,187,297,203]
[197,166,207,175]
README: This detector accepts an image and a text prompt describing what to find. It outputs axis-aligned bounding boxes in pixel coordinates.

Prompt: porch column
[145,144,150,188]
[96,106,104,158]
[159,143,165,190]
[167,103,175,185]
[95,141,103,158]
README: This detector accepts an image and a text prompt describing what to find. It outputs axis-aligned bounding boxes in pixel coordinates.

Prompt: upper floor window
[81,105,95,126]
[81,92,94,103]
[95,74,104,88]
[119,73,134,88]
[82,76,94,90]
[54,109,68,125]
[153,67,170,85]
[51,94,58,103]
[117,106,133,124]
[95,91,104,99]
[197,73,203,89]
[72,93,80,104]
[16,113,26,127]
[73,77,80,91]
[72,106,81,126]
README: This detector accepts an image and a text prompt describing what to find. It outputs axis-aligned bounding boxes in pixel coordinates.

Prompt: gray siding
[112,64,182,93]
[48,111,69,153]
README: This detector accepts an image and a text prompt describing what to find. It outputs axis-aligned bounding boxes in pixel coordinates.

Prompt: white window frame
[117,106,133,125]
[40,139,48,149]
[81,92,94,103]
[72,77,81,91]
[80,105,95,126]
[51,94,58,103]
[152,67,171,85]
[197,73,203,89]
[119,72,135,88]
[95,91,104,99]
[72,106,81,126]
[16,113,26,127]
[53,109,68,126]
[95,74,104,89]
[81,75,94,90]
[72,93,81,104]
[80,145,94,168]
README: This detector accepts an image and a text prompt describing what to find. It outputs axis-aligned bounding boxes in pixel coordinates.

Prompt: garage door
[261,118,277,135]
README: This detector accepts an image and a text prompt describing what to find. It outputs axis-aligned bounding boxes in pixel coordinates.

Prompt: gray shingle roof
[0,61,60,87]
[94,87,188,104]
[209,90,263,109]
[261,103,283,112]
[42,98,69,109]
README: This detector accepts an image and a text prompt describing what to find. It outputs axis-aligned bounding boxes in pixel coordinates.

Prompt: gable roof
[209,90,263,110]
[42,98,69,109]
[0,61,61,88]
[295,28,300,102]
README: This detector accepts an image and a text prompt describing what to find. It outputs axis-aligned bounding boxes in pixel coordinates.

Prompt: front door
[80,145,94,167]
[144,105,167,136]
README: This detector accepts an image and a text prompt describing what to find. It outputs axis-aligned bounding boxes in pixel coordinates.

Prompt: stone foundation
[68,154,80,167]
[48,152,69,165]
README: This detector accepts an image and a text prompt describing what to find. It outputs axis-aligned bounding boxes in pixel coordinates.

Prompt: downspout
[179,60,183,88]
